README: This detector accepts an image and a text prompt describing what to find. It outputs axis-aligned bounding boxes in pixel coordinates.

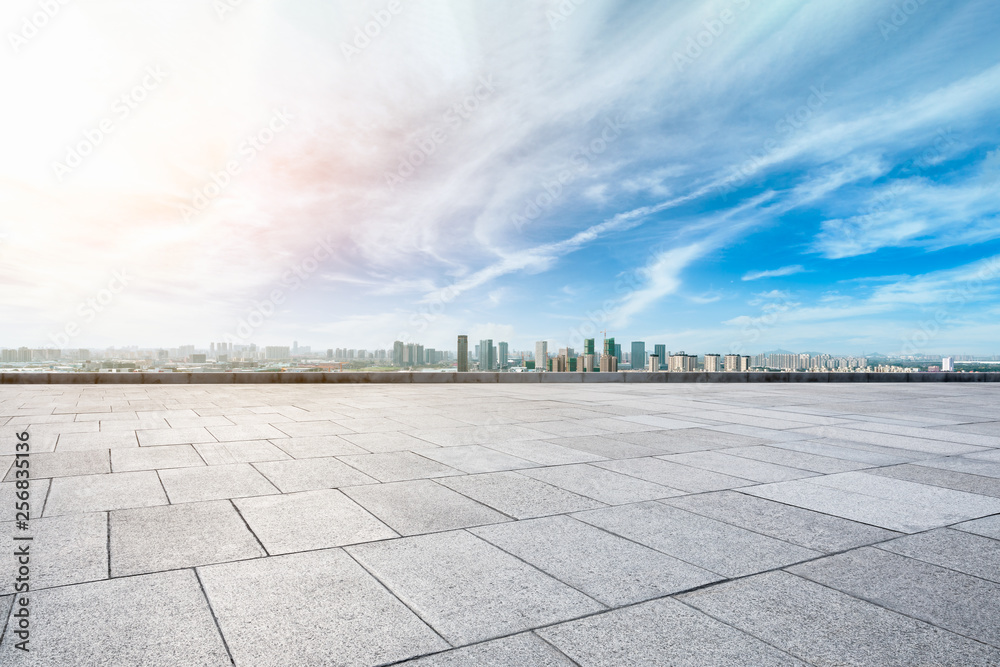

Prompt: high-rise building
[668,352,697,372]
[704,354,721,372]
[942,356,954,371]
[648,354,659,372]
[615,343,622,363]
[535,341,548,371]
[724,354,742,372]
[654,344,666,370]
[392,341,404,366]
[584,338,595,355]
[457,335,468,372]
[265,346,290,360]
[498,342,509,369]
[479,339,495,370]
[741,356,751,371]
[631,342,645,370]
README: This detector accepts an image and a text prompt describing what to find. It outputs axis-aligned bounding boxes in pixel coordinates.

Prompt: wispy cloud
[742,265,806,281]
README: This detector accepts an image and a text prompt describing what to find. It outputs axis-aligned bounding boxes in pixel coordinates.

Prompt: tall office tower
[457,336,469,372]
[584,338,595,355]
[393,341,404,366]
[474,344,481,361]
[724,354,741,372]
[648,354,660,372]
[478,339,495,370]
[942,356,954,371]
[615,344,622,363]
[498,342,509,369]
[425,348,436,364]
[415,344,424,365]
[704,354,721,372]
[535,341,548,371]
[654,344,667,370]
[631,342,646,370]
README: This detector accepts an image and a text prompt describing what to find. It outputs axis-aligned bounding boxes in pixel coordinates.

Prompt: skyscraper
[393,341,404,366]
[498,341,509,369]
[535,341,548,371]
[630,342,645,369]
[704,354,721,372]
[654,344,666,370]
[479,339,495,370]
[457,335,468,372]
[584,338,595,355]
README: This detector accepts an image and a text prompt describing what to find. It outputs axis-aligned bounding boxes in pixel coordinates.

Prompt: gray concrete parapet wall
[1,372,998,384]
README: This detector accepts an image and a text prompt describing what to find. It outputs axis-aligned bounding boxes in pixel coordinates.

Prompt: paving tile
[135,426,216,447]
[253,457,377,492]
[791,425,986,456]
[111,500,265,576]
[953,514,1000,540]
[206,423,289,442]
[45,471,168,516]
[235,489,396,554]
[0,455,11,479]
[272,420,354,437]
[877,528,1000,583]
[342,479,508,535]
[790,546,1000,648]
[596,457,754,493]
[398,632,575,666]
[916,456,1000,479]
[158,463,279,503]
[0,570,231,666]
[777,438,924,465]
[347,530,603,645]
[574,501,819,578]
[164,415,234,428]
[472,515,720,606]
[335,417,407,433]
[2,449,110,481]
[437,471,605,519]
[56,431,138,451]
[417,444,535,473]
[338,451,461,482]
[485,439,606,465]
[340,431,440,453]
[722,444,870,473]
[870,462,1000,497]
[194,439,291,464]
[0,512,106,593]
[538,598,806,666]
[111,444,205,472]
[519,463,682,504]
[100,418,170,432]
[270,435,367,458]
[661,450,816,483]
[745,472,1000,533]
[680,570,1000,666]
[199,548,448,666]
[547,435,661,459]
[663,490,899,552]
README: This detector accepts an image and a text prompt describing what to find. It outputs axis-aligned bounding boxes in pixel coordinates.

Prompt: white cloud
[742,265,805,281]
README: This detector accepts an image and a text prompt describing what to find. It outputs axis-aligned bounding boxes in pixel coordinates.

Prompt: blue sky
[2,0,998,355]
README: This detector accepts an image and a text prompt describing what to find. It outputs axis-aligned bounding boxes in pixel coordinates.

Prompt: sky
[1,0,998,356]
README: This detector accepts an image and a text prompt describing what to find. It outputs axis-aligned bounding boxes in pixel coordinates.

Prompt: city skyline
[3,1,999,354]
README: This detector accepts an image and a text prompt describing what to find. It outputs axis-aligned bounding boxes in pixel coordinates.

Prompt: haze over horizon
[2,0,998,355]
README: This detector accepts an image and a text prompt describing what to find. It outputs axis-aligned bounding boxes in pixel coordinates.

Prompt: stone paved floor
[2,383,1000,665]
